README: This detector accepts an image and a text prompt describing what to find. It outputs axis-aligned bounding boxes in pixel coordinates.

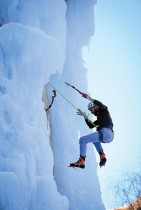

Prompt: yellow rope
[48,83,79,111]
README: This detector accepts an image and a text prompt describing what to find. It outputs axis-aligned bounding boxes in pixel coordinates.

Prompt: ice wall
[0,1,68,210]
[0,0,105,210]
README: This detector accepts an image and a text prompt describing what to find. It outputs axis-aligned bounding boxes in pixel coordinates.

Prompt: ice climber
[69,93,114,168]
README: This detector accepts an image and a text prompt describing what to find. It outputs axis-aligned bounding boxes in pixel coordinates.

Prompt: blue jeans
[79,128,114,156]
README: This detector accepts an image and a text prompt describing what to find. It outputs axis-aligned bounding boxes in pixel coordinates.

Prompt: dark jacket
[85,99,113,131]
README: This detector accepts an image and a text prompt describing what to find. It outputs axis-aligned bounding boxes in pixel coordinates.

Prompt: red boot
[99,151,107,167]
[69,157,85,169]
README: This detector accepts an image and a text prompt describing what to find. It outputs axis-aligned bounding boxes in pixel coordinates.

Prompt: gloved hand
[82,93,93,101]
[76,109,88,120]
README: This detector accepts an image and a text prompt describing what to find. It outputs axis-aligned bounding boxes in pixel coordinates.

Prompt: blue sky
[83,0,141,208]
